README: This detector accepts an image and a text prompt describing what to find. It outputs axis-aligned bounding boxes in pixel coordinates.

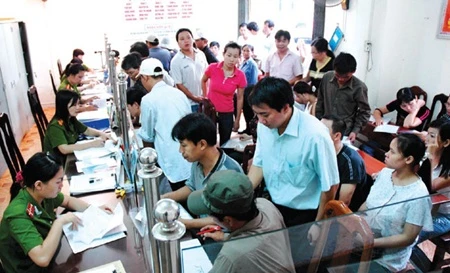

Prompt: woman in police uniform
[43,90,111,163]
[0,152,112,272]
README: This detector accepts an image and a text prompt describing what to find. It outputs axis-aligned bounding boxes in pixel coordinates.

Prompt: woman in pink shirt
[202,42,247,145]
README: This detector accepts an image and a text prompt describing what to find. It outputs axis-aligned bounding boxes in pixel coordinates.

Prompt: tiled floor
[0,106,447,270]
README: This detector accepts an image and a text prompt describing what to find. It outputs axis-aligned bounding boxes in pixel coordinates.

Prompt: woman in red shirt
[202,42,247,145]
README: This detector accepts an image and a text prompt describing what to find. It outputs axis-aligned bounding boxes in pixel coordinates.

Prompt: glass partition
[181,190,450,273]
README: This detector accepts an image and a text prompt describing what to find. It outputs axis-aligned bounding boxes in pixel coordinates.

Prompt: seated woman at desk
[293,81,317,115]
[372,87,430,131]
[43,90,111,163]
[358,134,433,272]
[0,152,112,273]
[418,119,450,242]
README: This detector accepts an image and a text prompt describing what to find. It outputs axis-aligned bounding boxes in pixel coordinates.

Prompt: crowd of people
[1,17,450,273]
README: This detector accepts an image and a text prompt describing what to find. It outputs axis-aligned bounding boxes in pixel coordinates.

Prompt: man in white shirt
[170,28,208,113]
[138,58,192,190]
[264,30,303,85]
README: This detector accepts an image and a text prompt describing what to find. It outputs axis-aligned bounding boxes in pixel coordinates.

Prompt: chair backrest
[198,98,217,124]
[27,86,49,150]
[0,113,25,183]
[57,59,63,77]
[308,200,374,273]
[410,86,428,104]
[429,93,449,123]
[49,70,58,95]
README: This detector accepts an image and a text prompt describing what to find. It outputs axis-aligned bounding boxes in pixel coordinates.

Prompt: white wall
[0,0,238,106]
[337,0,450,113]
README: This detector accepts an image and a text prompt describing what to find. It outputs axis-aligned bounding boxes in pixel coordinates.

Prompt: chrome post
[138,148,163,273]
[152,199,186,273]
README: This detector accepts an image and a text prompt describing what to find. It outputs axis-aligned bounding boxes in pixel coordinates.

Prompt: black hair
[293,81,314,96]
[264,19,275,28]
[242,44,254,53]
[112,49,120,58]
[121,52,143,70]
[175,28,193,42]
[129,42,149,58]
[429,119,450,178]
[246,21,259,32]
[322,114,347,140]
[210,200,259,222]
[209,41,220,48]
[10,152,62,200]
[395,134,426,167]
[333,52,357,74]
[171,113,217,146]
[248,77,294,111]
[63,63,86,78]
[126,85,147,105]
[311,37,335,58]
[223,42,242,55]
[239,22,247,28]
[53,90,80,132]
[396,87,415,104]
[275,30,291,41]
[72,48,84,58]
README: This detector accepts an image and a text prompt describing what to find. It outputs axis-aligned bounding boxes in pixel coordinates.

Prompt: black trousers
[217,112,234,146]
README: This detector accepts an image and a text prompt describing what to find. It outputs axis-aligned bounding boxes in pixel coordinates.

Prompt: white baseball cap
[139,58,164,77]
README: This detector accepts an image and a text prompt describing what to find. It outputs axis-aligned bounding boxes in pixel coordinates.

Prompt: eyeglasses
[334,72,352,80]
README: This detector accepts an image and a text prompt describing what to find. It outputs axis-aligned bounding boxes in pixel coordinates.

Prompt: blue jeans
[417,212,450,243]
[191,104,199,113]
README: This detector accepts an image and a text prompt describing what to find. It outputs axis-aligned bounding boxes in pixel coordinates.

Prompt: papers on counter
[373,124,399,134]
[79,260,126,273]
[369,115,392,125]
[73,139,118,161]
[62,203,127,254]
[181,239,213,273]
[69,171,116,195]
[221,135,254,152]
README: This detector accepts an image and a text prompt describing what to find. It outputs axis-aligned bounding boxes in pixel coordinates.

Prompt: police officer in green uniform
[0,152,113,272]
[43,90,111,163]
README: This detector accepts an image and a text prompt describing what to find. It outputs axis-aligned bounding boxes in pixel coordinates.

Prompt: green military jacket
[0,189,64,273]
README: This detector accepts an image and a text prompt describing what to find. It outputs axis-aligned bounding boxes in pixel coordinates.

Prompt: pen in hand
[196,226,221,235]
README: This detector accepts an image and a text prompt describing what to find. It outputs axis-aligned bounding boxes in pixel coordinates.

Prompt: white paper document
[62,203,127,254]
[73,139,118,160]
[69,171,116,195]
[181,239,213,273]
[369,115,392,125]
[76,108,109,121]
[373,124,399,134]
[75,157,118,174]
[221,136,254,152]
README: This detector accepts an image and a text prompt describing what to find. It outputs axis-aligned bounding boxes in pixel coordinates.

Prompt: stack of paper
[69,171,116,195]
[181,239,213,272]
[373,124,399,134]
[62,204,127,254]
[73,139,118,161]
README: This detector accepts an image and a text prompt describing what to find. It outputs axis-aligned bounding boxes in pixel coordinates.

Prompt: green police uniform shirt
[43,118,87,160]
[58,78,80,96]
[0,189,64,273]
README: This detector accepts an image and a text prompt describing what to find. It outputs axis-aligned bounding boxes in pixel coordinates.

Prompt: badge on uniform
[26,203,35,218]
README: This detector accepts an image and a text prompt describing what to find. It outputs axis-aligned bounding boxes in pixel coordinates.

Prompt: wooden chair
[410,86,428,104]
[57,59,63,77]
[198,98,216,124]
[307,200,374,273]
[0,113,25,184]
[49,70,58,95]
[428,93,448,123]
[27,86,49,150]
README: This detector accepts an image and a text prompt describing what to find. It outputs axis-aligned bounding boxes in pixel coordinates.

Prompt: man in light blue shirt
[247,77,339,227]
[138,58,192,191]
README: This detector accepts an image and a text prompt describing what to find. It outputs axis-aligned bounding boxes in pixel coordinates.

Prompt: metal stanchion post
[138,148,163,273]
[152,199,186,273]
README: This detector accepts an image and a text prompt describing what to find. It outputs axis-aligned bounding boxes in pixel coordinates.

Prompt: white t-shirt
[365,168,433,272]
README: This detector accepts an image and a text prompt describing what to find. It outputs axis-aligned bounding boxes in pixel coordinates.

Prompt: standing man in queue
[247,77,340,227]
[138,58,192,191]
